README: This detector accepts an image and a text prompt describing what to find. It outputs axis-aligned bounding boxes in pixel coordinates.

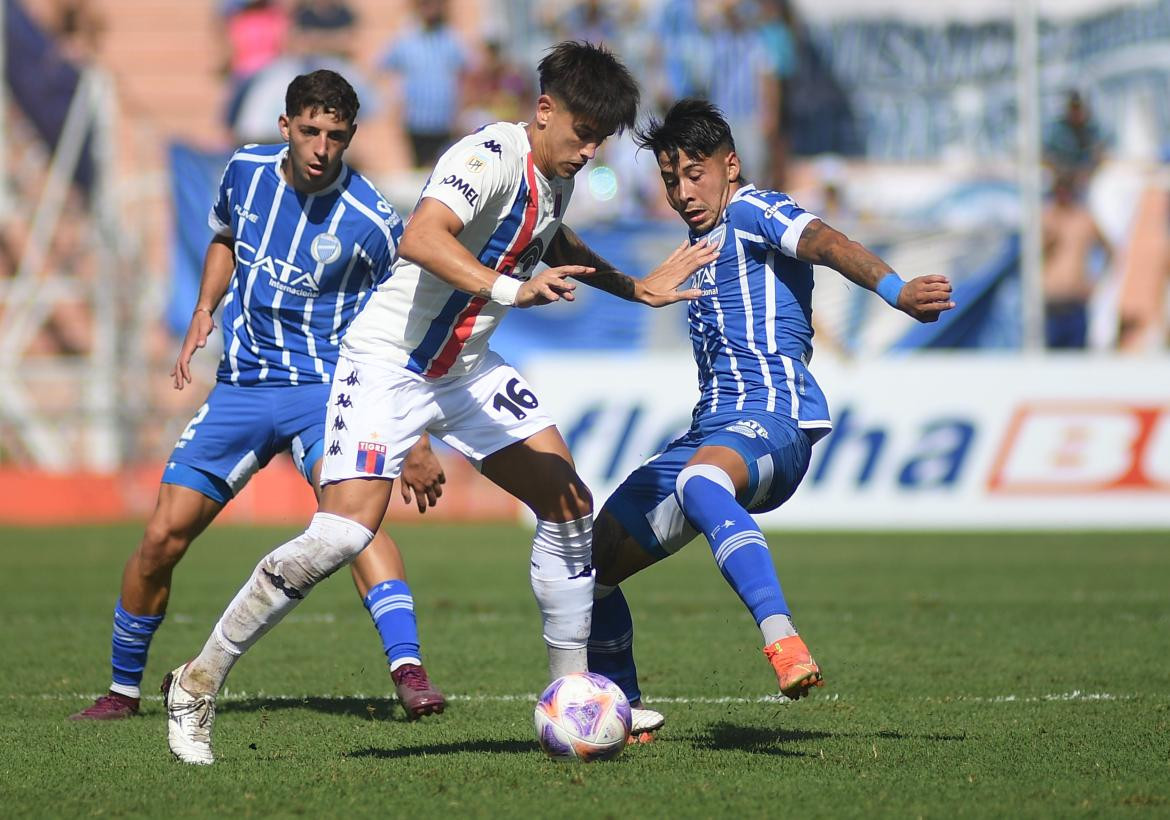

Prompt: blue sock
[588,586,642,703]
[678,471,790,624]
[364,580,422,671]
[110,599,164,698]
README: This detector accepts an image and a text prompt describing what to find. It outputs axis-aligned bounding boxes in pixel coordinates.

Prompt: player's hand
[898,274,955,323]
[636,240,717,307]
[171,309,215,390]
[515,265,594,307]
[399,436,445,514]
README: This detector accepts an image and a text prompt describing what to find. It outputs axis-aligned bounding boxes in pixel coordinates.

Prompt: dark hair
[285,69,360,125]
[635,98,737,168]
[537,41,639,135]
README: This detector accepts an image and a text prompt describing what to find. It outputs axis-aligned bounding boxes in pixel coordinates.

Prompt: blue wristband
[876,273,905,308]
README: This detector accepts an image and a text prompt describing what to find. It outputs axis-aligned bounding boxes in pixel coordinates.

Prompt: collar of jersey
[689,184,756,242]
[729,183,757,204]
[275,145,348,197]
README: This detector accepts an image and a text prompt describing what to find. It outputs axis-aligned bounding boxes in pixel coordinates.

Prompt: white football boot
[162,662,216,765]
[630,705,665,734]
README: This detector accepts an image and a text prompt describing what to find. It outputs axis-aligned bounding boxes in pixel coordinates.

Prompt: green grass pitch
[1,524,1167,817]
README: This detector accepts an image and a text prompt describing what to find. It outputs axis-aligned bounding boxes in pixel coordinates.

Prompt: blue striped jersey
[686,184,832,438]
[208,143,404,386]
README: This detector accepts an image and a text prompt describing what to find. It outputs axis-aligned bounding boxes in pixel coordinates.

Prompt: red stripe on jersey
[424,155,540,379]
[497,155,540,275]
[424,296,488,378]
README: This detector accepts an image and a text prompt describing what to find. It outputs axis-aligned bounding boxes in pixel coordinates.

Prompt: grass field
[1,524,1168,818]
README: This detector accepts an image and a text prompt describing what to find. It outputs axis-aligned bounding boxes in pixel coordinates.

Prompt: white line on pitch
[9,690,1145,705]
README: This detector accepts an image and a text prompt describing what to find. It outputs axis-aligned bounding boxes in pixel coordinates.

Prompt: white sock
[548,644,588,680]
[760,614,798,646]
[529,515,594,681]
[182,512,373,695]
[183,629,240,695]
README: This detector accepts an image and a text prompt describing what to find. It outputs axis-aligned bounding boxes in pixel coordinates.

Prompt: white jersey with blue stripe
[209,143,403,386]
[342,121,572,380]
[687,184,832,437]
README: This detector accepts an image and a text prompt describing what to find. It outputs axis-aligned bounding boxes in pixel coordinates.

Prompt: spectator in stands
[759,0,798,187]
[550,0,619,44]
[377,0,469,168]
[289,0,356,61]
[1044,91,1105,189]
[459,39,531,133]
[705,1,782,186]
[650,0,709,108]
[1042,172,1112,349]
[220,0,291,134]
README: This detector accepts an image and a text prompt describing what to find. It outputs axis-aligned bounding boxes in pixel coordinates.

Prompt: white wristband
[489,275,522,306]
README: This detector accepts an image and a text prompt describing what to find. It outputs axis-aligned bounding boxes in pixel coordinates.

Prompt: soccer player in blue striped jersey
[72,70,447,723]
[588,99,955,734]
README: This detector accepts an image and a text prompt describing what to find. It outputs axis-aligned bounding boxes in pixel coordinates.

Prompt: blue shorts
[162,382,329,504]
[603,411,814,560]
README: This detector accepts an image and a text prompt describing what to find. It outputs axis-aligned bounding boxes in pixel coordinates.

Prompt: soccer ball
[534,672,632,762]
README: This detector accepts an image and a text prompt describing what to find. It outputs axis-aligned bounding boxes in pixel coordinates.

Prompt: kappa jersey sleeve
[419,131,518,227]
[208,156,236,237]
[738,191,819,259]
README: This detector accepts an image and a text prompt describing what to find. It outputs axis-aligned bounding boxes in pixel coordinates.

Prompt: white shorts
[320,349,556,484]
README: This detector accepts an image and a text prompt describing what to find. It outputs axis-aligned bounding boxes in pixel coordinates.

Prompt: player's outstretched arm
[543,225,713,307]
[399,434,445,514]
[398,199,593,309]
[172,234,235,389]
[795,219,956,323]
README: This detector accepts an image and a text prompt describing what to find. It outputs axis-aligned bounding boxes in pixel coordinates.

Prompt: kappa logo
[480,139,502,155]
[440,174,479,206]
[725,420,769,439]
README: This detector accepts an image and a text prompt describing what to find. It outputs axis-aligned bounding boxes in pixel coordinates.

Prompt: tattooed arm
[795,219,955,323]
[544,224,714,307]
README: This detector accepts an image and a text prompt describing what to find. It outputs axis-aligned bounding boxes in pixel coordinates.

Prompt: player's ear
[535,94,554,127]
[726,150,740,183]
[278,114,291,142]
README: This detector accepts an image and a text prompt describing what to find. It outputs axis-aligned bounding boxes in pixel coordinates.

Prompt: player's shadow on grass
[692,721,831,756]
[217,697,413,722]
[350,739,533,758]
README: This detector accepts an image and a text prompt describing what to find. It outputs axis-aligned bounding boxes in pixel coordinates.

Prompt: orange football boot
[762,635,824,700]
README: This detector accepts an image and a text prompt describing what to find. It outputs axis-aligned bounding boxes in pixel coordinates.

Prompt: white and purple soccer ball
[534,672,632,762]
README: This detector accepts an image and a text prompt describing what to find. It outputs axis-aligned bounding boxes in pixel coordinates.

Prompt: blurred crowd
[2,0,1168,361]
[208,0,799,186]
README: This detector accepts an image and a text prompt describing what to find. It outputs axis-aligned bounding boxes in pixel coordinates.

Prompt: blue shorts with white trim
[603,410,813,560]
[162,381,329,504]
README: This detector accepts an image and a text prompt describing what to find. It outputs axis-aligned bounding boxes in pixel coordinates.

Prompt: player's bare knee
[137,521,193,577]
[546,475,592,522]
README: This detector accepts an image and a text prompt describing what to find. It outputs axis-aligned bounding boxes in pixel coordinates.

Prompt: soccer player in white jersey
[162,42,718,764]
[586,99,956,733]
[72,70,449,724]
